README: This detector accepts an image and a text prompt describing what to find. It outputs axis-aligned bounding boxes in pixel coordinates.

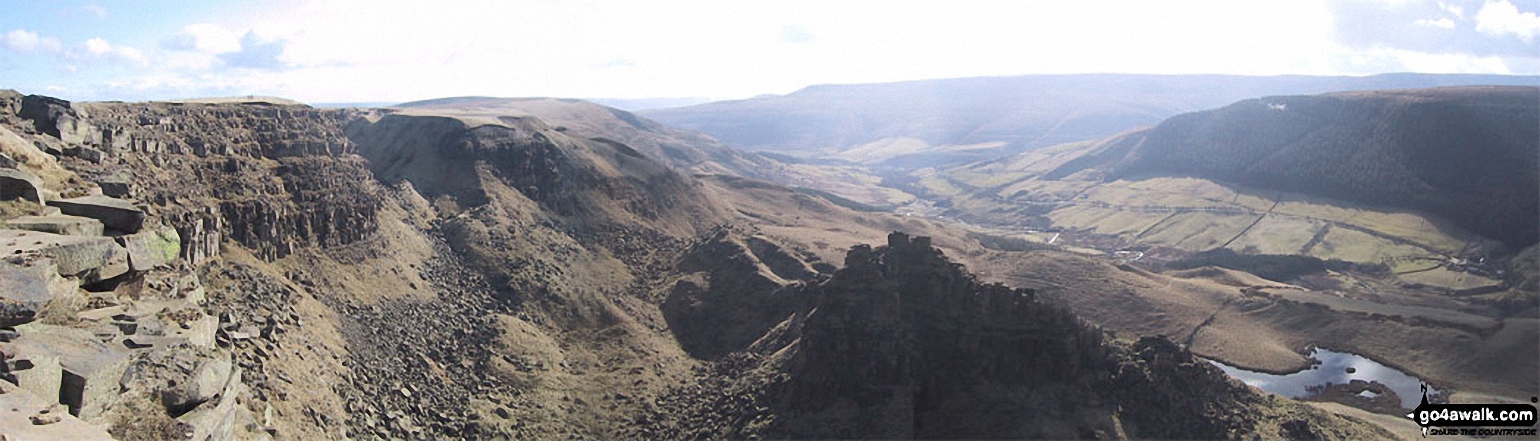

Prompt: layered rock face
[0,93,380,440]
[346,111,718,231]
[65,100,380,261]
[646,232,1388,439]
[784,233,1110,438]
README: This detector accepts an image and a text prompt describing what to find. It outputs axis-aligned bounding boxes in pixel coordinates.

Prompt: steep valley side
[0,90,1475,440]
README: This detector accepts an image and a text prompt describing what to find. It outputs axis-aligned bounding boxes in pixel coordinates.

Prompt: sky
[0,0,1537,103]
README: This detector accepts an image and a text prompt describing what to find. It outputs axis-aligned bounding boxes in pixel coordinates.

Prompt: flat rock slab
[75,305,127,322]
[11,323,130,420]
[0,167,44,203]
[4,214,104,236]
[115,226,180,271]
[0,258,75,327]
[47,195,144,233]
[0,382,114,441]
[0,230,128,282]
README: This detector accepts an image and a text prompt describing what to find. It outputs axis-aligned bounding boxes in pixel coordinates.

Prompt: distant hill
[1043,86,1539,248]
[393,96,787,180]
[586,97,712,111]
[640,73,1540,167]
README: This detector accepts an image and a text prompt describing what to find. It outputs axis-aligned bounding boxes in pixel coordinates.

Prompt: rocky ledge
[0,91,369,440]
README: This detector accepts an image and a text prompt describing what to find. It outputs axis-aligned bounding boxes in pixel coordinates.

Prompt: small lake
[1208,348,1429,410]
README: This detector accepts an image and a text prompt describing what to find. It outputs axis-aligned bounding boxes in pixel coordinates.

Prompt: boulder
[160,353,233,414]
[10,323,130,419]
[33,137,64,156]
[4,214,105,236]
[115,227,180,271]
[2,340,63,402]
[18,95,98,145]
[47,195,144,233]
[64,145,104,163]
[176,366,258,441]
[18,95,73,137]
[0,258,75,327]
[0,89,20,115]
[96,174,132,198]
[0,167,44,203]
[0,230,129,282]
[167,309,216,347]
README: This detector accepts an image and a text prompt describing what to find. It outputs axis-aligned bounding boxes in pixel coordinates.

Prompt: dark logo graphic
[1406,384,1537,437]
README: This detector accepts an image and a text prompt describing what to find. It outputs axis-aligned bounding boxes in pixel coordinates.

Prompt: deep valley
[0,75,1535,440]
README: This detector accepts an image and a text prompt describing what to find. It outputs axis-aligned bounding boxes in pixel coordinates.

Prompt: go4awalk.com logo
[1407,384,1537,437]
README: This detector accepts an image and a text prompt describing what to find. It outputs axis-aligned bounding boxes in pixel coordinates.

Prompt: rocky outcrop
[0,168,43,203]
[346,112,720,233]
[0,381,114,440]
[48,195,145,233]
[0,95,294,440]
[645,233,1389,439]
[779,232,1111,438]
[0,227,265,440]
[116,226,180,271]
[0,230,129,283]
[32,99,385,262]
[0,258,74,327]
[0,90,22,116]
[160,205,222,266]
[663,228,819,358]
[72,100,352,159]
[19,95,99,145]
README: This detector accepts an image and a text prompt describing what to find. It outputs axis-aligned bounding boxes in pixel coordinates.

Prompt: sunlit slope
[393,96,790,180]
[925,87,1537,295]
[1070,86,1538,248]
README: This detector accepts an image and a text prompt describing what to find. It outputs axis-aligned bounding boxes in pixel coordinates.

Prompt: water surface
[1208,347,1428,409]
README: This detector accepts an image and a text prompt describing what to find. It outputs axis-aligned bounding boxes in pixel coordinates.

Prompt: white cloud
[2,29,64,53]
[1475,0,1540,42]
[2,29,146,71]
[82,38,111,56]
[76,38,146,64]
[165,23,243,54]
[1414,17,1457,28]
[1440,1,1465,18]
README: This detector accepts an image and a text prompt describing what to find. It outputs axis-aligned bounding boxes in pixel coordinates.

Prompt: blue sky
[1,0,1537,103]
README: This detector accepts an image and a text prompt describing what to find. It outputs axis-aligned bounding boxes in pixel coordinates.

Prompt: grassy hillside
[393,97,790,182]
[1062,87,1539,248]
